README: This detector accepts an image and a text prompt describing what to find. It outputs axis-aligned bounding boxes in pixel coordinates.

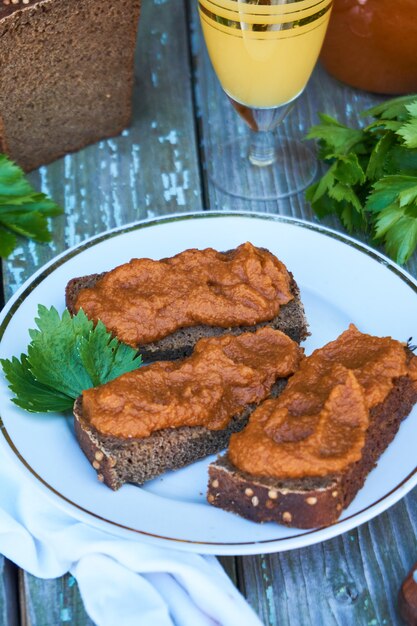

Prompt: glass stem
[247,101,295,168]
[248,130,277,167]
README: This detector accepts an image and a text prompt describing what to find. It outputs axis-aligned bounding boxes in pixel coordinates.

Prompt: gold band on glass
[198,0,332,36]
[198,0,331,21]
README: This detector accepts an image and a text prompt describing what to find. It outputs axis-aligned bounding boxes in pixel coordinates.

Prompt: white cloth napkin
[0,458,263,626]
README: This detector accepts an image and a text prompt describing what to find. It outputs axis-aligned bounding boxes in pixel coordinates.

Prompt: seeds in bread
[74,386,286,490]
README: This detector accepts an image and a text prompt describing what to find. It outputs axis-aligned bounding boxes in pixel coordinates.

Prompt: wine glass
[198,0,333,200]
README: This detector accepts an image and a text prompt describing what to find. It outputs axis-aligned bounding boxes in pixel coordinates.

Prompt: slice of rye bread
[65,271,309,362]
[207,371,417,529]
[73,379,288,490]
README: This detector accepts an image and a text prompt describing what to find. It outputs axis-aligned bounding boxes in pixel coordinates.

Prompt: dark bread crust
[74,380,288,490]
[207,371,417,529]
[65,269,309,361]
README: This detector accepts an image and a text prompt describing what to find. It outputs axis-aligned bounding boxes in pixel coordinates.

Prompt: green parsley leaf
[0,154,63,257]
[1,306,142,413]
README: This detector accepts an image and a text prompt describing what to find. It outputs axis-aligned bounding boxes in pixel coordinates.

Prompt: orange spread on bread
[73,243,294,347]
[81,327,303,438]
[228,325,410,478]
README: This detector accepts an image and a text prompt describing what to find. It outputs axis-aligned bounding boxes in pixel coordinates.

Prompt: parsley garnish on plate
[1,306,142,413]
[0,154,62,257]
[305,94,417,265]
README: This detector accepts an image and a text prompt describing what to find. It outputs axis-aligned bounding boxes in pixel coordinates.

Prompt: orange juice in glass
[198,0,332,199]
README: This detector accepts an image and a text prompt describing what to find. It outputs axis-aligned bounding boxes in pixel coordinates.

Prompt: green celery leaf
[406,102,417,117]
[310,164,336,202]
[78,320,141,387]
[366,132,397,181]
[387,145,417,174]
[1,355,73,413]
[1,306,143,414]
[305,115,364,156]
[365,119,403,133]
[398,184,417,207]
[0,226,17,257]
[334,153,366,186]
[366,175,417,213]
[27,307,95,398]
[306,189,338,219]
[78,321,114,387]
[103,342,142,383]
[404,202,417,219]
[0,155,34,203]
[0,194,62,217]
[306,94,417,265]
[379,215,417,265]
[364,96,417,121]
[397,117,417,149]
[0,210,52,242]
[316,113,343,127]
[18,193,62,217]
[0,154,63,257]
[372,204,403,238]
[329,183,363,214]
[313,197,336,219]
[340,202,367,232]
[305,181,318,203]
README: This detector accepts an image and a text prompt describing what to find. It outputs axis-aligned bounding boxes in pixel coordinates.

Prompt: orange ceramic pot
[320,0,417,94]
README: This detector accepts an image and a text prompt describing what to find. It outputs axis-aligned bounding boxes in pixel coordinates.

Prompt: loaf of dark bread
[73,328,303,489]
[207,332,417,529]
[0,0,141,171]
[65,246,309,362]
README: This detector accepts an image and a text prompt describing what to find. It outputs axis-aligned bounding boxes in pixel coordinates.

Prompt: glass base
[205,135,317,201]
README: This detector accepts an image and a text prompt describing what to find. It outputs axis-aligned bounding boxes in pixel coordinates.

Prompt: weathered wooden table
[1,1,417,624]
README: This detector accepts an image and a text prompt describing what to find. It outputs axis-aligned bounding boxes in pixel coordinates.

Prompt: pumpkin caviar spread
[81,327,303,439]
[229,325,410,479]
[73,243,294,347]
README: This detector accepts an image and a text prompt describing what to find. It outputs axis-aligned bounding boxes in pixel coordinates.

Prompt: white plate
[0,212,416,556]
